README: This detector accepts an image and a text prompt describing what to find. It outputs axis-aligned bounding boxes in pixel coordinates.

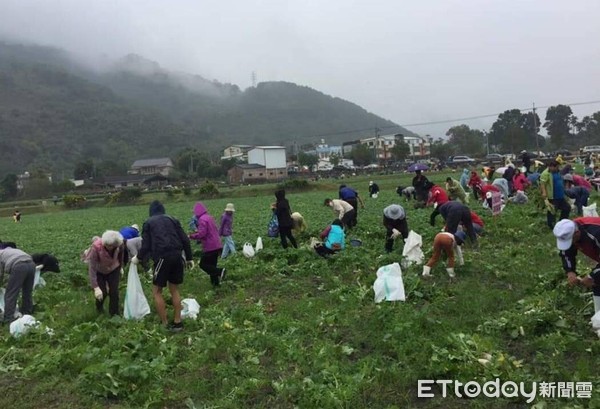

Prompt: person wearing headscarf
[382,204,409,253]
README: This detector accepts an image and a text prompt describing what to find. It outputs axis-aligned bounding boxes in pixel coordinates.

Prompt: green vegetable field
[0,174,598,409]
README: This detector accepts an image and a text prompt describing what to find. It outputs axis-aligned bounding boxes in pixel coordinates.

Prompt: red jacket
[471,211,484,227]
[426,185,449,206]
[468,172,482,189]
[512,173,530,192]
[481,184,500,197]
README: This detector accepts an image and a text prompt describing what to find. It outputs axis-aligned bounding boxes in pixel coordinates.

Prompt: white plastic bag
[373,262,406,303]
[372,193,378,199]
[402,230,424,265]
[592,311,600,330]
[123,264,151,320]
[10,315,39,337]
[255,237,263,252]
[181,298,201,320]
[34,265,46,289]
[243,242,255,258]
[583,203,598,217]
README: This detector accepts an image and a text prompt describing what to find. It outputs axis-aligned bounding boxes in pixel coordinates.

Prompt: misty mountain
[0,41,410,177]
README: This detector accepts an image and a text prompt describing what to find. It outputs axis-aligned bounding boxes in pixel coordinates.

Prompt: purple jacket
[189,202,222,252]
[219,212,233,237]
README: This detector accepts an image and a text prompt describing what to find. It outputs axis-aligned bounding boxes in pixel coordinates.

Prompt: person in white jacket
[324,198,355,229]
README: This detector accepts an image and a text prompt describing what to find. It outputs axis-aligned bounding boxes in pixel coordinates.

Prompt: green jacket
[539,168,555,199]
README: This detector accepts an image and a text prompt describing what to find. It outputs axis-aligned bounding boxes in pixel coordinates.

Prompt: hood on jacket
[463,168,470,175]
[275,189,286,201]
[193,202,208,217]
[149,200,165,217]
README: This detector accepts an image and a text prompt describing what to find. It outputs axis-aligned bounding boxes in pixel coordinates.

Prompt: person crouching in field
[0,247,36,324]
[324,198,355,230]
[445,177,468,203]
[219,203,236,259]
[553,218,600,314]
[314,219,345,257]
[382,204,408,253]
[85,230,126,316]
[291,212,308,236]
[422,231,466,279]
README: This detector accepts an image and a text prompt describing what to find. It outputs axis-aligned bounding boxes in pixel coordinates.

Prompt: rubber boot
[446,268,456,278]
[455,245,464,266]
[422,265,432,277]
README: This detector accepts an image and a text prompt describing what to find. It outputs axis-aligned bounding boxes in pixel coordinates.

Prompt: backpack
[267,213,279,238]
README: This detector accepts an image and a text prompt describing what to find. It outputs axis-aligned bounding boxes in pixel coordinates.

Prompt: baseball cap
[553,219,576,251]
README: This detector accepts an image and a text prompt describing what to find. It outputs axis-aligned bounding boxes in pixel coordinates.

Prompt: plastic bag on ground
[402,230,424,265]
[583,203,599,217]
[34,265,46,289]
[123,264,151,320]
[181,298,201,320]
[373,262,406,303]
[255,237,263,252]
[243,243,255,258]
[10,315,39,337]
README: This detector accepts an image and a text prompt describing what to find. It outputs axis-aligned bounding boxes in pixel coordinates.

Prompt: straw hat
[131,224,139,231]
[224,203,236,212]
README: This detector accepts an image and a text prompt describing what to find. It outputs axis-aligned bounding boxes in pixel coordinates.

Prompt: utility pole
[251,71,257,87]
[533,102,540,154]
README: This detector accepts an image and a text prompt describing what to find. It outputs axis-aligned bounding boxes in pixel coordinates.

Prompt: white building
[247,146,288,178]
[221,145,254,161]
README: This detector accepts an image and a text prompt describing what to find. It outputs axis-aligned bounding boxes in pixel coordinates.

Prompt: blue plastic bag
[267,213,279,238]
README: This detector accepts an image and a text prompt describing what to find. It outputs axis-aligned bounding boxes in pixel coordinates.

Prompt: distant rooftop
[131,157,173,168]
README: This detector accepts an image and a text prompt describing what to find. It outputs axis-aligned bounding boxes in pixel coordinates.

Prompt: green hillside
[0,42,410,177]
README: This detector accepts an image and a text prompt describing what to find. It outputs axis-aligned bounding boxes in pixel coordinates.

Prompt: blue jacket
[339,187,358,200]
[325,225,345,250]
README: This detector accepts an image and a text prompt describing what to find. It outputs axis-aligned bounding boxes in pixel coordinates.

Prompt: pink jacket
[512,173,530,192]
[573,174,592,191]
[189,202,222,252]
[87,238,124,288]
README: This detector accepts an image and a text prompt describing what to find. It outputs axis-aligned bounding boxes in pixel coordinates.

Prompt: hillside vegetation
[0,42,408,177]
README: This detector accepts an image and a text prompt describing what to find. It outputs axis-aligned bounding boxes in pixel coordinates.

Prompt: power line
[301,99,600,141]
[400,99,600,128]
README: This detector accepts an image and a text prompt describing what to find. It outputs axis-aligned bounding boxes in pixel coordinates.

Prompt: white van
[582,145,600,153]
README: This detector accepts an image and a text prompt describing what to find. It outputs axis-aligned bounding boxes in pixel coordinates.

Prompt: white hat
[224,203,235,212]
[383,204,405,220]
[131,224,139,231]
[562,174,574,182]
[369,181,374,185]
[553,219,576,251]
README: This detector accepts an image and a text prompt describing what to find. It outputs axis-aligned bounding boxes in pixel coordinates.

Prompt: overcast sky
[2,0,599,139]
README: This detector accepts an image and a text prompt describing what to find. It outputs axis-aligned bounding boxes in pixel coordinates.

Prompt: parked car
[449,155,476,165]
[582,145,600,154]
[550,149,572,157]
[485,153,504,163]
[363,163,380,169]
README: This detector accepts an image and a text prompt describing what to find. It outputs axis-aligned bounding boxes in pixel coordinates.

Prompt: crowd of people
[1,155,600,334]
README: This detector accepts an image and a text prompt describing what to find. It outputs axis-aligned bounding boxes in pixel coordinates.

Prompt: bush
[63,194,87,209]
[198,182,219,198]
[105,188,142,205]
[278,179,310,191]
